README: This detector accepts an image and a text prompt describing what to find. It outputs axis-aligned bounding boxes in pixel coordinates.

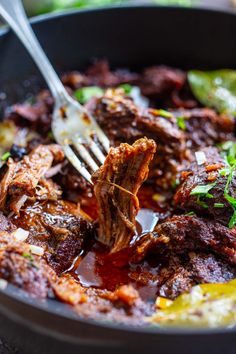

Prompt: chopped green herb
[190,183,216,210]
[214,203,224,208]
[196,197,209,209]
[74,86,104,104]
[190,183,216,196]
[176,116,186,130]
[156,109,173,119]
[1,151,11,161]
[229,209,236,228]
[185,211,195,216]
[22,252,34,262]
[119,84,133,94]
[219,141,236,167]
[171,178,180,189]
[47,131,54,139]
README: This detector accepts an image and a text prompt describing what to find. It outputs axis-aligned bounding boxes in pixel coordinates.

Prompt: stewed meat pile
[0,60,236,325]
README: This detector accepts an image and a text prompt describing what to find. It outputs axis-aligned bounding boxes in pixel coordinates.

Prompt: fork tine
[62,145,92,183]
[72,138,99,172]
[86,137,106,164]
[92,126,110,153]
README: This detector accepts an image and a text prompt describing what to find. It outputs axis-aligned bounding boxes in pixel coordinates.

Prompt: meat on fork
[92,138,156,253]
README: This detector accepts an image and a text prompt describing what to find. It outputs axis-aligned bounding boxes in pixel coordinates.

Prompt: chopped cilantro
[176,116,186,130]
[185,211,195,216]
[119,84,133,94]
[156,109,173,119]
[214,203,225,208]
[1,151,11,161]
[229,209,236,228]
[22,252,34,262]
[74,86,104,104]
[190,183,216,196]
[171,178,180,189]
[190,183,216,210]
[219,141,236,166]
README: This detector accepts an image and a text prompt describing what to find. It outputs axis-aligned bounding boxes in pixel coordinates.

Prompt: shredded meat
[93,138,156,252]
[0,144,64,213]
[2,61,236,325]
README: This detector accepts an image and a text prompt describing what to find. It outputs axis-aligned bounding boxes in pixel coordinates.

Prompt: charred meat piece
[0,212,16,233]
[156,251,236,299]
[9,89,54,135]
[136,108,186,187]
[93,89,140,145]
[154,215,236,265]
[11,200,93,274]
[138,66,186,98]
[62,60,138,90]
[188,252,236,284]
[174,147,236,226]
[93,138,156,253]
[173,108,234,150]
[93,91,187,188]
[42,211,93,273]
[0,232,50,298]
[0,144,64,213]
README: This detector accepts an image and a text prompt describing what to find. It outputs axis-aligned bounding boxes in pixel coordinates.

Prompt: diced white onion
[12,228,29,242]
[0,279,8,290]
[195,151,207,165]
[29,245,44,256]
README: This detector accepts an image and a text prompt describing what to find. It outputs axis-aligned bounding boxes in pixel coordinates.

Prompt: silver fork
[0,0,110,183]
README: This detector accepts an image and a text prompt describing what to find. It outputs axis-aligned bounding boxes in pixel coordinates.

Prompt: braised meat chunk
[93,138,156,253]
[174,147,236,227]
[154,215,236,265]
[0,144,64,213]
[2,61,236,327]
[173,108,234,150]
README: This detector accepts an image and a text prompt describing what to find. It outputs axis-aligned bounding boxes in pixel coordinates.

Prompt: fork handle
[0,0,69,103]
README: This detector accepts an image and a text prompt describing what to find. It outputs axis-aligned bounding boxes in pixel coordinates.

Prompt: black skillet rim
[0,4,236,338]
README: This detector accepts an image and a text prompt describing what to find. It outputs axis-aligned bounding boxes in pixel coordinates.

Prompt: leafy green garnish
[1,151,11,161]
[119,84,133,95]
[190,183,216,196]
[176,116,186,130]
[156,109,173,119]
[190,183,216,210]
[214,203,224,208]
[185,211,195,216]
[149,279,236,328]
[219,141,236,166]
[22,252,34,262]
[188,70,236,116]
[74,86,104,104]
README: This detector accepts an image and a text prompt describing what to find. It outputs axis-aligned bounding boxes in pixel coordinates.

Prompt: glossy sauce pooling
[68,188,166,303]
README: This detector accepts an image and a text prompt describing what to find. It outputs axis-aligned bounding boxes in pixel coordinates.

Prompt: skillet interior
[1,5,236,354]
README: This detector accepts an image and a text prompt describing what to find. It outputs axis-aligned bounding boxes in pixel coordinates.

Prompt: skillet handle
[0,0,69,102]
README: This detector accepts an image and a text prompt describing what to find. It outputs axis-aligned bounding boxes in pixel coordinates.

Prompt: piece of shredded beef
[93,138,156,253]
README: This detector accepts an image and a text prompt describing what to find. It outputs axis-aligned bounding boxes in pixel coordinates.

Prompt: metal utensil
[0,0,110,183]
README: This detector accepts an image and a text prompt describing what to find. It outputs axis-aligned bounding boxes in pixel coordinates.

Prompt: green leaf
[176,116,186,130]
[155,109,173,119]
[190,183,216,196]
[188,70,236,116]
[214,203,225,208]
[119,84,133,95]
[1,151,11,161]
[74,86,104,104]
[228,209,236,228]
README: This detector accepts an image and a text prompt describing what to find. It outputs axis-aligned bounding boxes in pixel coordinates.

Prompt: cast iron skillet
[0,5,236,354]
